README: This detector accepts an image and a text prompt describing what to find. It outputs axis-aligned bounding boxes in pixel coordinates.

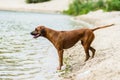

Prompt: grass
[26,0,50,3]
[64,0,120,15]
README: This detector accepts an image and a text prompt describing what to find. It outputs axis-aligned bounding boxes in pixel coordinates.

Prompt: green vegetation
[26,0,50,3]
[64,0,120,15]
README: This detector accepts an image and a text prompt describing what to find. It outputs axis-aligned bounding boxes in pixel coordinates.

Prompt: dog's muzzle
[31,31,40,38]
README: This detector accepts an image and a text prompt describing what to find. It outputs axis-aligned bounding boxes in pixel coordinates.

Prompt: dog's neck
[44,28,59,47]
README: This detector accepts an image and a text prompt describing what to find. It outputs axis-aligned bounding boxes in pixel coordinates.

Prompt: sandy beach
[0,0,120,80]
[63,10,120,80]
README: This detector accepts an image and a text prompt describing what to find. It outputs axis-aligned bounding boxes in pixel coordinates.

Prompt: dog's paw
[57,66,61,70]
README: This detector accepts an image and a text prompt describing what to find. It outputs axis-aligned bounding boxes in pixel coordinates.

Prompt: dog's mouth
[33,34,40,38]
[31,32,40,38]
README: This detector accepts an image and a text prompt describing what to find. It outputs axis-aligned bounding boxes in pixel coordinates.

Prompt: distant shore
[0,0,70,14]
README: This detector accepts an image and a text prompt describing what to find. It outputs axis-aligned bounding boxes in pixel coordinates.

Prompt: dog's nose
[30,32,34,35]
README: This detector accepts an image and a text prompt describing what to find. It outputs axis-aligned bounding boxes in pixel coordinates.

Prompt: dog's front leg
[57,50,64,70]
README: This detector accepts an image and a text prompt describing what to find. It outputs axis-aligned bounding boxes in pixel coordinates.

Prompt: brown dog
[31,24,114,70]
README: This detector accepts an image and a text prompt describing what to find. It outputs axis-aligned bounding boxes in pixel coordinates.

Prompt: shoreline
[0,9,62,15]
[0,7,62,14]
[62,10,120,80]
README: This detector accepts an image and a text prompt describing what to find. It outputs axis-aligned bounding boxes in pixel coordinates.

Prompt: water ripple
[0,11,80,80]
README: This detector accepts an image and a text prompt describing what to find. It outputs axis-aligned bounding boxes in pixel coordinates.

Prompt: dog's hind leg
[90,47,96,58]
[83,44,90,61]
[81,40,90,61]
[81,31,95,61]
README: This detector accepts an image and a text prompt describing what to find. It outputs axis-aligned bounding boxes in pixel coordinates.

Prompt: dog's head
[31,26,46,38]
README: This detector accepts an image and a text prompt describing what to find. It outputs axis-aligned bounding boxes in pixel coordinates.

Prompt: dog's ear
[41,29,46,36]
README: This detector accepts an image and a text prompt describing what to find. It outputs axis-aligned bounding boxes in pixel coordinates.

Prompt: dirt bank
[62,10,120,80]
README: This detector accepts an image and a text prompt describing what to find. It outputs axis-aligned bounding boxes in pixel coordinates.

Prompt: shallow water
[0,11,82,80]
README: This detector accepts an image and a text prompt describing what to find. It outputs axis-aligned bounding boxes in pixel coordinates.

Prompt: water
[0,11,83,80]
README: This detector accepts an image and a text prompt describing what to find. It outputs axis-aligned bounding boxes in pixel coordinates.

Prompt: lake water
[0,11,84,80]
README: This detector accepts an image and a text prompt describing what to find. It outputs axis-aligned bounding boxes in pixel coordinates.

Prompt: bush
[64,0,120,15]
[106,0,120,11]
[26,0,50,3]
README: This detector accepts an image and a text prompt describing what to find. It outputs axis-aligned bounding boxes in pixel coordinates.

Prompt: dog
[31,24,114,70]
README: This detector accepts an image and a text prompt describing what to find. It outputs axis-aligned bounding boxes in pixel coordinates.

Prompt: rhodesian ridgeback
[31,24,114,70]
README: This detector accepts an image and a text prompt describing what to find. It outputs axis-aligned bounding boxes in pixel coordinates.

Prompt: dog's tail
[91,24,114,31]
